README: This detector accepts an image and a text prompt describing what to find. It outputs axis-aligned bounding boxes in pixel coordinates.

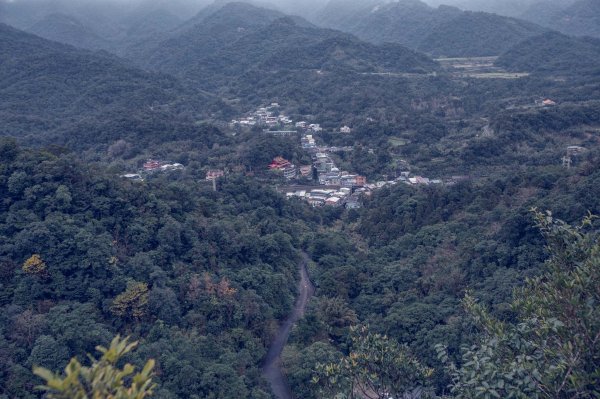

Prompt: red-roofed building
[206,170,225,181]
[269,156,292,170]
[143,160,161,171]
[269,156,296,179]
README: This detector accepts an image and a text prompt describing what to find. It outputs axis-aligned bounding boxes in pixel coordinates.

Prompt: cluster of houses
[283,167,465,208]
[230,103,293,128]
[142,160,185,172]
[366,171,470,190]
[285,187,365,208]
[311,152,367,187]
[120,159,184,181]
[296,121,322,132]
[230,102,353,138]
[301,134,316,149]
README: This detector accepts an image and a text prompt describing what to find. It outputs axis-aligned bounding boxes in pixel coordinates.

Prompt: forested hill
[315,0,546,57]
[129,2,290,70]
[0,23,230,150]
[496,31,600,74]
[417,11,546,57]
[131,2,437,89]
[0,138,318,398]
[548,0,600,38]
[317,0,463,48]
[520,0,600,38]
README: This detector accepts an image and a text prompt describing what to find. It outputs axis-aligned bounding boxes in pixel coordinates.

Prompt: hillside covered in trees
[314,0,546,57]
[0,139,321,398]
[0,0,599,398]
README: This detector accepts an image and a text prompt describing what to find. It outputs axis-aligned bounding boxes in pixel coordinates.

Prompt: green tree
[28,335,69,372]
[283,342,341,399]
[317,296,358,340]
[34,335,156,399]
[438,210,600,399]
[314,325,434,399]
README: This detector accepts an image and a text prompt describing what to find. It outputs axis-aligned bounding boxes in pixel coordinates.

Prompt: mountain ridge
[315,0,547,57]
[130,2,438,89]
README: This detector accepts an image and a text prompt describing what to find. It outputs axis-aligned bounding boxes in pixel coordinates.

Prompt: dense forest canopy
[0,0,599,397]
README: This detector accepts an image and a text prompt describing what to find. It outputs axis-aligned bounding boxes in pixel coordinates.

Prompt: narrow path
[262,253,315,399]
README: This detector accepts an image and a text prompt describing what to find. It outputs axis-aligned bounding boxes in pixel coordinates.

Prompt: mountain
[314,0,546,57]
[496,31,600,74]
[219,17,436,73]
[561,0,600,37]
[132,2,437,89]
[0,0,131,39]
[330,1,463,48]
[26,13,110,50]
[521,0,600,38]
[555,0,600,37]
[129,2,289,73]
[520,0,571,26]
[0,23,217,149]
[418,11,546,57]
[2,1,187,53]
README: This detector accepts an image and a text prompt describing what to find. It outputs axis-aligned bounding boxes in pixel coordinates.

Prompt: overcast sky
[0,0,565,21]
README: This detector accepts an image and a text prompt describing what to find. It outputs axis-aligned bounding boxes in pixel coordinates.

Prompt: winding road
[262,253,315,399]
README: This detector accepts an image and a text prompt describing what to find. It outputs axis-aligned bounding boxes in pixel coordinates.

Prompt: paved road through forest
[262,253,315,399]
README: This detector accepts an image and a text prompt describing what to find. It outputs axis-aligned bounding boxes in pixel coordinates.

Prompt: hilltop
[315,0,547,57]
[521,0,600,38]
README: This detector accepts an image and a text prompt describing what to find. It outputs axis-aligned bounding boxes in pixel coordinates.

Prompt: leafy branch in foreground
[33,335,156,399]
[437,210,600,399]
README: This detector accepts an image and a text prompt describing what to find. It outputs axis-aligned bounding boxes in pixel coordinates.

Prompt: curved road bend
[262,253,315,399]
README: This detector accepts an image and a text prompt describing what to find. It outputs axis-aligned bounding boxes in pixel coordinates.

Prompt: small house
[206,170,225,181]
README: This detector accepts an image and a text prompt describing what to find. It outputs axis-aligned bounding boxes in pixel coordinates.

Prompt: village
[123,100,574,209]
[232,103,446,208]
[121,102,455,208]
[120,159,185,181]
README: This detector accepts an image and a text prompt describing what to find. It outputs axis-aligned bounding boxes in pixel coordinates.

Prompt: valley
[0,0,599,398]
